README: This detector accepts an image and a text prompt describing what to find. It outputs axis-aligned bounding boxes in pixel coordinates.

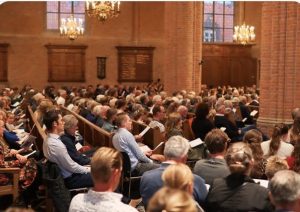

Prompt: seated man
[149,105,166,133]
[269,170,300,212]
[60,114,90,166]
[140,136,208,207]
[193,129,230,186]
[112,112,159,176]
[43,110,93,189]
[69,147,137,212]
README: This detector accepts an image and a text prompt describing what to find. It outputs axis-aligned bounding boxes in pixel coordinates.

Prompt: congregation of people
[1,83,300,212]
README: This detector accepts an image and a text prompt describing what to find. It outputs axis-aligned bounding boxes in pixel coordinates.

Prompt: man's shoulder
[142,167,162,179]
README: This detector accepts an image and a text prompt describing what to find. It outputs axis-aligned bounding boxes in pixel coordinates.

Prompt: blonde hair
[162,163,194,194]
[225,142,253,175]
[91,147,122,183]
[147,187,197,212]
[265,156,289,179]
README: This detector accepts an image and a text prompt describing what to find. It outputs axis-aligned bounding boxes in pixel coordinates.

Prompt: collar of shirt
[48,133,60,140]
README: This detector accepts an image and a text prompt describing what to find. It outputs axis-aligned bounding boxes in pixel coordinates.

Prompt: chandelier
[60,15,84,40]
[233,23,255,45]
[86,0,120,22]
[233,2,255,45]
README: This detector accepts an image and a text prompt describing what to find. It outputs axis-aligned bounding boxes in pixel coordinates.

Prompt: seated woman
[261,123,294,159]
[243,129,267,179]
[205,142,273,212]
[162,163,204,212]
[60,114,91,165]
[286,138,300,172]
[102,108,117,133]
[165,112,183,139]
[148,187,198,212]
[0,120,37,204]
[192,102,214,141]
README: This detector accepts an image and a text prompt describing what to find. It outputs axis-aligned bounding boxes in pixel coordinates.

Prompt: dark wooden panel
[45,44,87,82]
[116,46,155,82]
[0,43,9,82]
[202,43,257,87]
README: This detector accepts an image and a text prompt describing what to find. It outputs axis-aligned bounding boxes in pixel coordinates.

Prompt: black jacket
[192,118,215,141]
[205,174,274,212]
[214,115,240,141]
[60,132,90,166]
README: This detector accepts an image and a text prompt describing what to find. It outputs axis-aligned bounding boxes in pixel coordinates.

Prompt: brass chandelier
[233,2,255,45]
[86,0,120,22]
[60,15,84,40]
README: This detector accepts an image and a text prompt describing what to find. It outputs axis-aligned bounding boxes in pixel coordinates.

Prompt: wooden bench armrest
[0,167,21,173]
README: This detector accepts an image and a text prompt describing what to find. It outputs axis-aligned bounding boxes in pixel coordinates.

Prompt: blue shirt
[112,128,152,170]
[140,162,208,207]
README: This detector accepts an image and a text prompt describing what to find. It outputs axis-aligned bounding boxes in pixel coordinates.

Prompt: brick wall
[164,2,202,93]
[258,2,300,134]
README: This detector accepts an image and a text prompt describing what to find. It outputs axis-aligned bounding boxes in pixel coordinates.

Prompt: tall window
[203,1,234,43]
[46,1,85,30]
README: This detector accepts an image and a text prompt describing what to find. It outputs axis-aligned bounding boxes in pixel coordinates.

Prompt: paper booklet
[75,142,83,151]
[220,127,226,132]
[12,101,20,108]
[139,142,164,153]
[250,110,258,117]
[24,150,37,158]
[189,138,204,148]
[139,126,150,137]
[242,118,247,122]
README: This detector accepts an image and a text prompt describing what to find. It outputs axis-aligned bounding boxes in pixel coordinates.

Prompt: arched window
[203,1,234,43]
[46,1,85,30]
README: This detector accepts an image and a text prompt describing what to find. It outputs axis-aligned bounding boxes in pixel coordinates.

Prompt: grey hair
[164,136,190,159]
[63,114,78,131]
[269,170,300,205]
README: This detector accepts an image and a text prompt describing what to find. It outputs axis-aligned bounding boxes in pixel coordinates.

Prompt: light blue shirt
[43,133,90,178]
[112,128,152,170]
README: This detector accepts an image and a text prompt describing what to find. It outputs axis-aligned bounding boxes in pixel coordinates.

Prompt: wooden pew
[60,106,113,148]
[132,120,165,154]
[0,168,20,202]
[27,106,47,154]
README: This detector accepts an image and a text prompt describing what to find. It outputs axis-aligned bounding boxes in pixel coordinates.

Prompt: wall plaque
[116,46,155,82]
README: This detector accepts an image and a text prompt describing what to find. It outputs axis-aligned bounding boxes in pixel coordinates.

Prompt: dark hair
[115,99,126,109]
[195,103,209,120]
[269,123,289,156]
[43,109,60,131]
[292,139,300,173]
[106,108,117,122]
[152,105,163,116]
[205,129,229,154]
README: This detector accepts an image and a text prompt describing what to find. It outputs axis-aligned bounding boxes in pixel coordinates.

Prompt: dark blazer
[239,103,254,125]
[60,132,90,166]
[140,162,208,207]
[192,118,215,140]
[214,115,240,141]
[205,174,273,212]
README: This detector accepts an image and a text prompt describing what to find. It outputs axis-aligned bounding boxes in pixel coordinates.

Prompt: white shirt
[69,190,137,212]
[261,139,294,159]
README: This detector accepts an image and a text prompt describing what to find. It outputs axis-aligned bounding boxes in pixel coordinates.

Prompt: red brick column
[258,2,300,134]
[163,2,202,93]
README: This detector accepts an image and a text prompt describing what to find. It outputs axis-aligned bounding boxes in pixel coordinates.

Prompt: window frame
[203,1,234,43]
[46,1,86,31]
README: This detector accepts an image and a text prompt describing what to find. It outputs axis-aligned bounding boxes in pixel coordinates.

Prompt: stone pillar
[258,2,300,134]
[163,2,202,93]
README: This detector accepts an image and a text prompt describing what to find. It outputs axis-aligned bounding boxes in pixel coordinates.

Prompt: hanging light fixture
[233,2,255,45]
[85,0,120,22]
[60,15,84,40]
